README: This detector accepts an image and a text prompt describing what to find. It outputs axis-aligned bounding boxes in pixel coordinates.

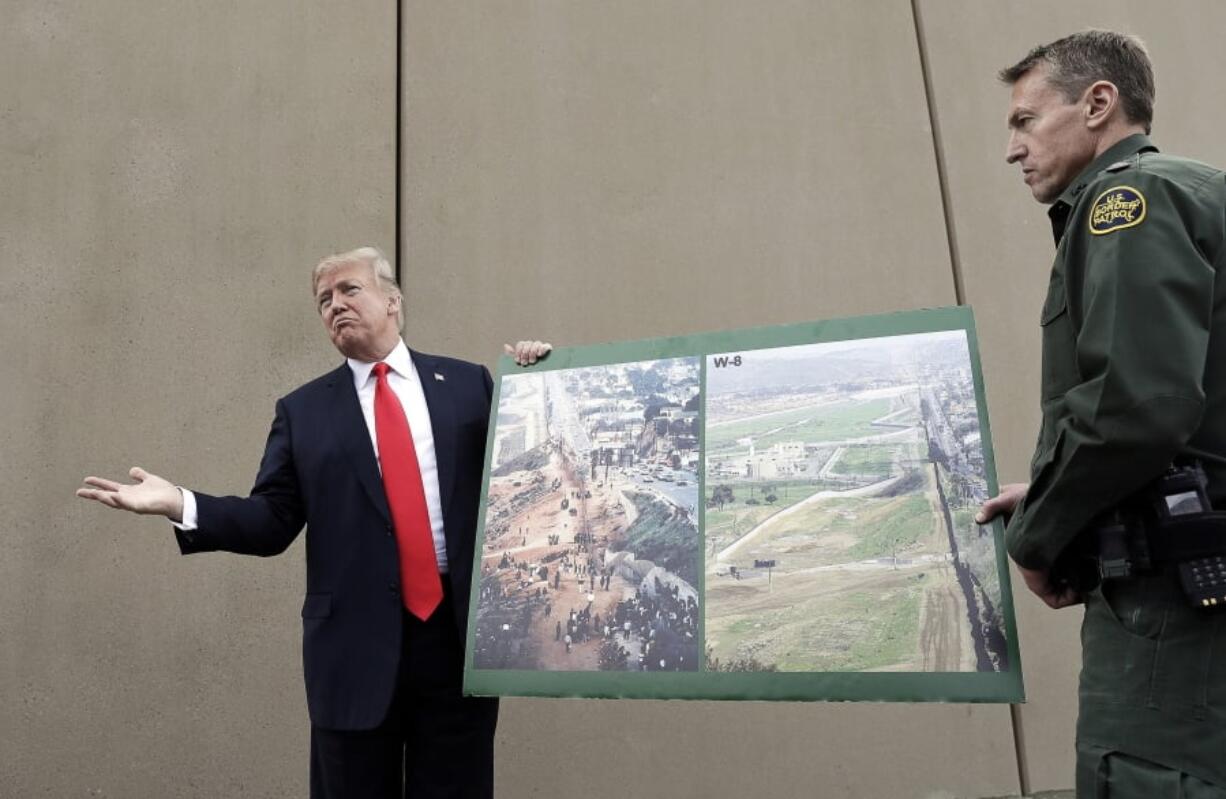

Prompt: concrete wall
[6,0,1226,796]
[1,2,394,796]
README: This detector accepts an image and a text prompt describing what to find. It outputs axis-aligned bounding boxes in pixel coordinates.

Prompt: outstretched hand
[76,467,184,522]
[504,340,553,366]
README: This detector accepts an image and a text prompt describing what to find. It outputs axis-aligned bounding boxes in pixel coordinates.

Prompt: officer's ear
[1084,80,1120,131]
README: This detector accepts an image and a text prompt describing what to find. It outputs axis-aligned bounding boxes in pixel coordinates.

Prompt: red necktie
[372,362,443,620]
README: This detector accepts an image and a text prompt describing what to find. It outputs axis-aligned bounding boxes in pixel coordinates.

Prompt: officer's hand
[504,340,553,366]
[1017,564,1082,609]
[975,482,1029,524]
[76,466,185,522]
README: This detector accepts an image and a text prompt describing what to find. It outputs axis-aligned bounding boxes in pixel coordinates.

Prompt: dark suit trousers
[309,584,498,799]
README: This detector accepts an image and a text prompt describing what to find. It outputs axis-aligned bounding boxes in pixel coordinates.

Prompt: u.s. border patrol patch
[1088,185,1146,235]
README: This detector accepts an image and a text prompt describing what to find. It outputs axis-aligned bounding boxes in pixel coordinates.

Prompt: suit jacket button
[388,582,398,594]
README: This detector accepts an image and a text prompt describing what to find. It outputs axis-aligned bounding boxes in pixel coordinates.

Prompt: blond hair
[312,246,403,329]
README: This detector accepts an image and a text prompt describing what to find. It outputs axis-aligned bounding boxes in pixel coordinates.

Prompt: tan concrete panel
[917,1,1226,790]
[402,0,958,361]
[0,2,394,795]
[498,698,1019,799]
[405,2,1018,797]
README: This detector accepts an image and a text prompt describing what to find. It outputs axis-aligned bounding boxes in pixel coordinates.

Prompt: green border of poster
[464,306,1024,702]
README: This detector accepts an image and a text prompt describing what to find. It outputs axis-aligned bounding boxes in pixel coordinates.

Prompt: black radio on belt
[1065,462,1226,610]
[1151,463,1226,610]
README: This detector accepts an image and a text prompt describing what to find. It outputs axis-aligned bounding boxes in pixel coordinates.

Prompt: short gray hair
[1000,29,1155,135]
[312,246,403,330]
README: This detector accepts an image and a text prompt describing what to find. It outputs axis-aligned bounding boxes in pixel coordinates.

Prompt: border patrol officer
[977,31,1226,796]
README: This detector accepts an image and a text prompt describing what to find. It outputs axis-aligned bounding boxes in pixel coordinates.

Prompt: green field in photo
[706,398,892,456]
[828,443,900,479]
[707,574,925,672]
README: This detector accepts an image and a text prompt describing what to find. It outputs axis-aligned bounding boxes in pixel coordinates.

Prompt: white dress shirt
[177,338,449,572]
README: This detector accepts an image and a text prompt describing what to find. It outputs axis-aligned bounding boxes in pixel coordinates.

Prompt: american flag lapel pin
[434,372,446,382]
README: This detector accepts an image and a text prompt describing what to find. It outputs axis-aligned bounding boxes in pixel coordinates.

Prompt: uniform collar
[1047,133,1158,244]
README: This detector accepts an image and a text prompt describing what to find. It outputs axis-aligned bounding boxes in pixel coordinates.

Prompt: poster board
[465,306,1023,702]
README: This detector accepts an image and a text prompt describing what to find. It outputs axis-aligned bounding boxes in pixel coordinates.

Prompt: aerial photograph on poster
[473,357,702,672]
[704,331,1008,674]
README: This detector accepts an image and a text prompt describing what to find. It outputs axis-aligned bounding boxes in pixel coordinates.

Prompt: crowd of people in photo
[478,530,700,671]
[561,575,699,671]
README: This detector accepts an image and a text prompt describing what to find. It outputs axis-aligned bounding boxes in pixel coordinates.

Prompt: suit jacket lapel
[412,349,457,520]
[325,362,391,525]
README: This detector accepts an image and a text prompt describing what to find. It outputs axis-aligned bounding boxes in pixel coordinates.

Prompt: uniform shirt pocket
[1039,273,1081,400]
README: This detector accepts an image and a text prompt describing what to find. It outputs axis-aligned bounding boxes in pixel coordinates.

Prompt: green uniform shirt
[1006,133,1226,570]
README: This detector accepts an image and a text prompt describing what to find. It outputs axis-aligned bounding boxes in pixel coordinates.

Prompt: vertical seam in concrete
[911,2,1030,796]
[909,0,966,307]
[395,0,404,285]
[1009,702,1033,796]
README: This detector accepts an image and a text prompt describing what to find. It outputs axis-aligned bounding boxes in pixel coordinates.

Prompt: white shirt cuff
[173,487,198,531]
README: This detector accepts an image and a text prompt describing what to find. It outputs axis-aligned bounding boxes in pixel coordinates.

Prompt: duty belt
[1054,461,1226,610]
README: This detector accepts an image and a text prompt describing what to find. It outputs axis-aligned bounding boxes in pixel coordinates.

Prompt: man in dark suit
[77,246,550,798]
